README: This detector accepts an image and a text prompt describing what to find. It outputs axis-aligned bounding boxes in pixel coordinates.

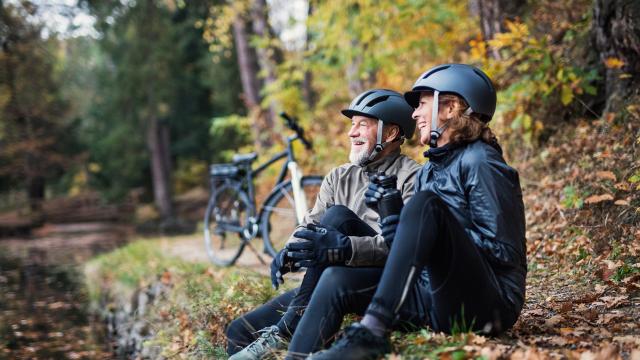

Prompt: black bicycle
[204,113,323,266]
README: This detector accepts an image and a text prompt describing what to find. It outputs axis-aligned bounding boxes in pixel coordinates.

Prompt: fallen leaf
[580,343,620,360]
[161,270,172,285]
[595,171,617,182]
[584,194,614,204]
[594,284,608,295]
[601,295,628,309]
[470,333,488,345]
[559,327,575,336]
[545,314,565,327]
[614,182,630,191]
[601,312,625,324]
[526,309,546,316]
[511,347,545,360]
[614,199,629,206]
[604,57,625,69]
[613,335,640,346]
[558,302,573,312]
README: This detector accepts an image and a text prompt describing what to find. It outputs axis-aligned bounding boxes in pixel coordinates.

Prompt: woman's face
[412,92,436,146]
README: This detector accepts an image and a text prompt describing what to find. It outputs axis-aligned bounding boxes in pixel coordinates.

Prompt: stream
[0,223,130,359]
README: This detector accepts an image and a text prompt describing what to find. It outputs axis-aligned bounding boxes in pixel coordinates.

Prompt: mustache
[351,137,368,144]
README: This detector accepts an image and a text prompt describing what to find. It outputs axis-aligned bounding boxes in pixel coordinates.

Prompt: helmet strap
[365,119,386,164]
[429,90,441,148]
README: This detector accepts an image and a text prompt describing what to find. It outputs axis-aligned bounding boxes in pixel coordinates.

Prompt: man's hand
[365,173,398,214]
[270,249,299,290]
[287,224,352,267]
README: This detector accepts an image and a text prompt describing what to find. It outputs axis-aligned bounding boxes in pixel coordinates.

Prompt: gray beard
[349,146,373,166]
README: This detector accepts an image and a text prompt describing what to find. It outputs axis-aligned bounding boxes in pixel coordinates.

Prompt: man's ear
[384,125,401,142]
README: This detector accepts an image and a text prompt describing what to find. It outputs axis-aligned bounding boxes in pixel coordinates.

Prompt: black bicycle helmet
[403,64,496,147]
[342,89,416,139]
[341,89,416,164]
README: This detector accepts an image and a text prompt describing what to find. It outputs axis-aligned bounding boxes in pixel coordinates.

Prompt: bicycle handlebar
[280,112,313,150]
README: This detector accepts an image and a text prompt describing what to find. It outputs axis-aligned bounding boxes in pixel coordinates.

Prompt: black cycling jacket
[416,140,527,309]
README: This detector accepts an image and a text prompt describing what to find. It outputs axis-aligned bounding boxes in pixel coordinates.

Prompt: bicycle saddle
[232,152,258,164]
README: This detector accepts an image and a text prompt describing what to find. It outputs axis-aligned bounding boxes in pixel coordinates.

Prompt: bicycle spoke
[279,186,296,207]
[263,205,296,217]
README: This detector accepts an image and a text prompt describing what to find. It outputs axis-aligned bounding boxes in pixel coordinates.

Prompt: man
[226,89,421,359]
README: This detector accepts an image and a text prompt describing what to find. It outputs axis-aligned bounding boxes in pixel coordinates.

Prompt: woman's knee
[401,191,444,221]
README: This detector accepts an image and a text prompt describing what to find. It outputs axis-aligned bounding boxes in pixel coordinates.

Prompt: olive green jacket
[288,149,421,266]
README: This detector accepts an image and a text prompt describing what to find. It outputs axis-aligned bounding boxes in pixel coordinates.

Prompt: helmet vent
[355,91,376,105]
[365,95,389,107]
[423,65,450,79]
[473,69,493,91]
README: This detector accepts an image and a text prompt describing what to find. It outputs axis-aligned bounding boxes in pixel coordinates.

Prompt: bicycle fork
[287,161,309,223]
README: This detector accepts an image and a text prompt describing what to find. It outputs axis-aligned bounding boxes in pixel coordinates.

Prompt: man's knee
[320,205,357,228]
[316,266,353,293]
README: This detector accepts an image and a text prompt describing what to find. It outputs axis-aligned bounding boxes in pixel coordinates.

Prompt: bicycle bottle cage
[210,163,241,178]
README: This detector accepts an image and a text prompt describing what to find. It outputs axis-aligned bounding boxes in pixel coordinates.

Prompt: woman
[286,64,527,360]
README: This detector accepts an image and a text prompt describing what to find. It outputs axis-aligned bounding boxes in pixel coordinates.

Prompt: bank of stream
[0,223,130,359]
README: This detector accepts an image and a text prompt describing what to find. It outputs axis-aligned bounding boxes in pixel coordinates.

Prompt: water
[0,223,129,359]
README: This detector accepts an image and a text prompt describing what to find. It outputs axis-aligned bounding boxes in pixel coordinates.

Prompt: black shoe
[307,323,391,360]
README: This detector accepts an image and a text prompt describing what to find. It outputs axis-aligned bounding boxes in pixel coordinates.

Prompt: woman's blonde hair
[439,94,498,146]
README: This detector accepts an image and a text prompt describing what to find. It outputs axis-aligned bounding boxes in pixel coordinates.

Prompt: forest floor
[84,114,640,359]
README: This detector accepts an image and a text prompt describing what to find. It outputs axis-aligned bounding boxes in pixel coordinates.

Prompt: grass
[84,238,491,359]
[84,237,287,358]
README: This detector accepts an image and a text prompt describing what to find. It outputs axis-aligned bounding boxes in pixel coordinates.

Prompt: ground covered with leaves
[86,114,640,359]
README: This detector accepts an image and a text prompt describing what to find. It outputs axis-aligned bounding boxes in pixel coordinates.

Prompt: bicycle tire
[204,183,255,267]
[261,176,323,257]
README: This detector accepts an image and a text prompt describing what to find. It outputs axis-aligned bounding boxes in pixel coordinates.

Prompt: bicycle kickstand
[245,240,268,266]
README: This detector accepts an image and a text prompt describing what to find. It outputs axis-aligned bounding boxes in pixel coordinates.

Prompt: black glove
[365,173,398,214]
[287,224,352,267]
[378,188,403,219]
[380,214,400,249]
[270,249,299,290]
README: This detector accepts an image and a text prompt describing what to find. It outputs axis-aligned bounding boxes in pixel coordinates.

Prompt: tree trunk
[471,0,526,59]
[147,116,173,220]
[249,0,277,149]
[302,1,316,109]
[593,0,640,113]
[27,176,45,213]
[232,18,261,109]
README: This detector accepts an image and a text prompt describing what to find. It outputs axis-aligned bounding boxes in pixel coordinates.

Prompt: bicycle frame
[219,133,309,239]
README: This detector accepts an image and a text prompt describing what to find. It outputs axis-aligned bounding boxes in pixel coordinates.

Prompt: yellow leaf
[561,85,573,105]
[584,194,614,204]
[604,57,625,69]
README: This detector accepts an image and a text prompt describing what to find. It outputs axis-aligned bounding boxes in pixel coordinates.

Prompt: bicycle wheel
[261,176,323,257]
[204,183,254,266]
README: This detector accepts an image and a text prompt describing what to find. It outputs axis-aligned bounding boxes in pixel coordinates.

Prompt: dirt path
[157,234,304,280]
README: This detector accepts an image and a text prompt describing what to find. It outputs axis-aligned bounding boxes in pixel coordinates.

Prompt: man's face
[348,115,378,165]
[412,92,435,146]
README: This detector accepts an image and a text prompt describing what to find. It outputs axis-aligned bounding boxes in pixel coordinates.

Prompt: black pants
[225,205,377,355]
[286,191,520,358]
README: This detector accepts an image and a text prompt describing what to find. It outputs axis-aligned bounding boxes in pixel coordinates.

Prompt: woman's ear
[444,101,457,120]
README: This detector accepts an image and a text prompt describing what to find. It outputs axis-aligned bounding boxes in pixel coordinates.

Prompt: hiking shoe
[307,323,391,360]
[229,325,287,360]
